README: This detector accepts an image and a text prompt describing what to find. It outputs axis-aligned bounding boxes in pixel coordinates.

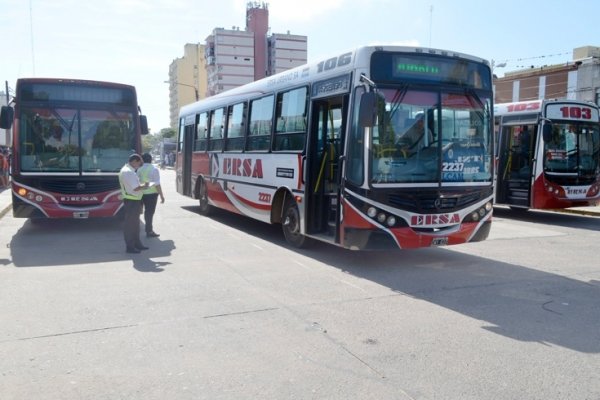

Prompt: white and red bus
[495,100,600,210]
[0,78,148,219]
[176,45,494,250]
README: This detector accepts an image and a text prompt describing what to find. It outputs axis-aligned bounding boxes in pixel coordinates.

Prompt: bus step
[508,180,529,189]
[509,189,528,199]
[508,196,529,206]
[327,221,336,236]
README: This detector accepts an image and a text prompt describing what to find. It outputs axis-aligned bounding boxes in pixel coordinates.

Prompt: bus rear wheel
[282,198,309,248]
[198,179,212,216]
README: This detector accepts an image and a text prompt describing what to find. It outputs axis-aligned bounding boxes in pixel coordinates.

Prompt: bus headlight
[377,213,387,223]
[386,216,396,227]
[367,207,377,218]
[471,211,480,221]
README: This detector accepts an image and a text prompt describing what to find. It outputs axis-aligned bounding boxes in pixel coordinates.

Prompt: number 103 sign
[546,103,599,121]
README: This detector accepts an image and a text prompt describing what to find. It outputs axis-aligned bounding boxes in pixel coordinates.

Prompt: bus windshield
[370,87,493,184]
[544,122,600,175]
[18,107,137,173]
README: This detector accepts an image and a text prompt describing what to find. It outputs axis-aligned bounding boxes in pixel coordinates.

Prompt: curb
[549,208,600,217]
[0,203,10,219]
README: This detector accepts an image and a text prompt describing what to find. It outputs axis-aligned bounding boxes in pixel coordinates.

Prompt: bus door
[306,96,347,240]
[179,120,195,196]
[496,122,537,208]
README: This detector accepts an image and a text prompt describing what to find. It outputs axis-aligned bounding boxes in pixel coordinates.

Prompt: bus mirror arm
[541,120,553,143]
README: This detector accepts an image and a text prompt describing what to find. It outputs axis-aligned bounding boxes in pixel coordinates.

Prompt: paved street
[1,170,600,399]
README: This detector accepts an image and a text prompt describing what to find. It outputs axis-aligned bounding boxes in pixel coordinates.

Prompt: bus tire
[282,198,310,248]
[198,179,212,216]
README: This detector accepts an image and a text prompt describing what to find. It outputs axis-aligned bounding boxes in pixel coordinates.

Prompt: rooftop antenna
[29,0,36,76]
[429,5,433,47]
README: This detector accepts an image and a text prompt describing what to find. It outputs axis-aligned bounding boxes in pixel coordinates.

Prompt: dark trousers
[142,193,159,233]
[123,199,143,249]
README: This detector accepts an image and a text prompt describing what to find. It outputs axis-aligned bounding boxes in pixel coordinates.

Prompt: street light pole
[491,60,507,75]
[164,80,199,101]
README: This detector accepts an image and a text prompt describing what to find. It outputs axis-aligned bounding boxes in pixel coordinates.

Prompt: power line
[496,50,572,69]
[29,0,36,76]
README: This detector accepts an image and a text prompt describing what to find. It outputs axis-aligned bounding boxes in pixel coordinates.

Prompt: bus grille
[39,179,120,194]
[388,191,482,213]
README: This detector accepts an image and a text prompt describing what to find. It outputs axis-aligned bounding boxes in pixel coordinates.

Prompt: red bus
[176,45,494,250]
[495,100,600,210]
[0,78,148,219]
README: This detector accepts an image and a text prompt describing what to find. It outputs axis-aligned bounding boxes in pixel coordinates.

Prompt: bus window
[195,112,208,151]
[209,108,225,151]
[274,86,308,151]
[225,102,246,151]
[247,95,273,151]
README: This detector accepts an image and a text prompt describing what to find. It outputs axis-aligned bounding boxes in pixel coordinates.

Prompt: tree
[141,132,160,154]
[141,127,177,154]
[160,127,176,139]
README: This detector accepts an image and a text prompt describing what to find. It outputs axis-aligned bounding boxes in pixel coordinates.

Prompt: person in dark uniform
[118,153,149,254]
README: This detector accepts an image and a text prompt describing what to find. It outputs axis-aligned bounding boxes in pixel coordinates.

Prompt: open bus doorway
[496,124,538,208]
[306,96,347,242]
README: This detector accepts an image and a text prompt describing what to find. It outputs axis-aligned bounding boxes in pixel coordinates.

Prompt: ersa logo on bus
[411,213,460,226]
[211,154,264,179]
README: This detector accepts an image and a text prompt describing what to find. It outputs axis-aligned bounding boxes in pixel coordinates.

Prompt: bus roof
[15,77,136,91]
[180,44,490,118]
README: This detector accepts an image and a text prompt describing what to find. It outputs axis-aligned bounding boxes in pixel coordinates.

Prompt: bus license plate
[431,237,448,246]
[73,211,89,219]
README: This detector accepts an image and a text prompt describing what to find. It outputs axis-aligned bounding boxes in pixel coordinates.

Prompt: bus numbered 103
[176,45,495,250]
[495,99,600,210]
[0,78,148,220]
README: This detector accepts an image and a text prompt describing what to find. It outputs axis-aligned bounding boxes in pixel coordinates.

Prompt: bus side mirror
[542,124,552,142]
[358,92,377,128]
[140,115,149,135]
[0,106,14,130]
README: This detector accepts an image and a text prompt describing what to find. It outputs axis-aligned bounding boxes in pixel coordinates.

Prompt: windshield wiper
[465,88,490,122]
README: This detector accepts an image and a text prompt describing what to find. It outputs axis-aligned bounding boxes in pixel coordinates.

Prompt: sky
[2,0,599,131]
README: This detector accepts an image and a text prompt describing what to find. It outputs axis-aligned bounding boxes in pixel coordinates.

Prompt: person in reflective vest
[118,154,149,254]
[138,153,165,238]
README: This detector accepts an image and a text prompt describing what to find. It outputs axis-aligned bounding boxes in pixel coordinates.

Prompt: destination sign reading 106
[396,63,440,75]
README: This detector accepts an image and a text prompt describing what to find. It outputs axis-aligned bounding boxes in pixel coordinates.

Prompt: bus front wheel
[282,198,309,248]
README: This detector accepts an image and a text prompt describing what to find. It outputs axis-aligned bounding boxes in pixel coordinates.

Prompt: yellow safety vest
[119,165,143,200]
[137,164,158,195]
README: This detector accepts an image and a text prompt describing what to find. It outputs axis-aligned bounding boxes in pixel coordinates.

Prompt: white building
[204,3,307,96]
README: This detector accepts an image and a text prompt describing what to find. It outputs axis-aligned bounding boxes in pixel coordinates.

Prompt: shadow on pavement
[182,203,600,354]
[9,217,175,267]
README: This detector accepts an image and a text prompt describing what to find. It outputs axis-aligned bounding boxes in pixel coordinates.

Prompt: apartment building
[167,43,207,129]
[166,2,307,128]
[494,46,600,105]
[204,2,307,96]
